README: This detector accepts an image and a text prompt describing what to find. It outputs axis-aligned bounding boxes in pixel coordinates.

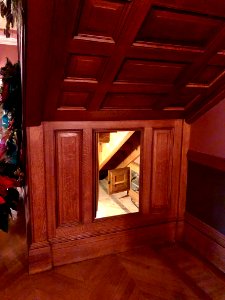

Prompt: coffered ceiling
[25,0,225,125]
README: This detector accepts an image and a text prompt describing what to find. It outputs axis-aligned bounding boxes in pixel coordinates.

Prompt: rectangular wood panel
[77,0,130,42]
[56,131,82,226]
[137,7,224,48]
[190,64,225,86]
[116,59,186,84]
[151,128,174,211]
[60,92,91,109]
[101,93,159,109]
[65,55,108,81]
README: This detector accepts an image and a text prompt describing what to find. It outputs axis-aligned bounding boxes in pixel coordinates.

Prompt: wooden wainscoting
[26,119,189,273]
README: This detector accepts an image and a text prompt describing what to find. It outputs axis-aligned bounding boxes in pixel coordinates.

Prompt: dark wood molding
[185,88,225,124]
[47,109,184,123]
[187,150,225,171]
[185,212,225,248]
[178,123,190,215]
[184,213,225,273]
[26,126,48,243]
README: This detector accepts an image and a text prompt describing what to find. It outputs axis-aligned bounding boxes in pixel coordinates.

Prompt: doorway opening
[95,130,141,219]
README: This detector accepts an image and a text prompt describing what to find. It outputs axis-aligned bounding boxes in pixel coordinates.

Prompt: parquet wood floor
[0,208,225,299]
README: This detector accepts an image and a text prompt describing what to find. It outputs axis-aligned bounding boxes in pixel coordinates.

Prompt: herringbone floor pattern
[0,209,225,299]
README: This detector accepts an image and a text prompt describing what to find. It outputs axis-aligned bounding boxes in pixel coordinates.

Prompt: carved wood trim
[177,122,190,219]
[82,128,94,224]
[26,126,47,243]
[141,127,152,214]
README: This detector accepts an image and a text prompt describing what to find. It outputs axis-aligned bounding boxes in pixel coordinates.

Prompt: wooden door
[108,167,130,195]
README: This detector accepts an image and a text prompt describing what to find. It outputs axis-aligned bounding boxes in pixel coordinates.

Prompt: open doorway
[95,130,141,219]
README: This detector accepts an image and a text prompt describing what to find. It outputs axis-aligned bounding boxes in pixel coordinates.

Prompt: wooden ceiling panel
[154,0,225,18]
[76,0,130,42]
[189,65,225,86]
[59,80,97,110]
[136,6,225,48]
[115,59,187,84]
[59,92,93,110]
[101,93,160,110]
[208,51,225,66]
[65,55,109,82]
[129,43,203,62]
[25,0,225,124]
[111,82,173,94]
[177,87,202,108]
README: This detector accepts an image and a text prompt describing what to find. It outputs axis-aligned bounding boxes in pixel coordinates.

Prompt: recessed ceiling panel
[25,0,225,125]
[101,93,162,110]
[116,59,187,84]
[59,92,93,110]
[190,65,225,86]
[65,55,108,81]
[136,7,225,48]
[76,0,130,42]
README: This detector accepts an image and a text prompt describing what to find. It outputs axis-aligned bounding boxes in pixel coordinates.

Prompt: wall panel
[27,120,185,273]
[56,131,82,226]
[186,155,225,235]
[151,128,174,211]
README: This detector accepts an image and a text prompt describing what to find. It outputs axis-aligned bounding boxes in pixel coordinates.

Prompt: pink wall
[0,44,18,67]
[190,99,225,158]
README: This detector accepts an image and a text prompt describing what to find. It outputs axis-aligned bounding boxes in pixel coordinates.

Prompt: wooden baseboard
[184,213,225,273]
[28,241,52,274]
[175,220,185,240]
[51,222,177,267]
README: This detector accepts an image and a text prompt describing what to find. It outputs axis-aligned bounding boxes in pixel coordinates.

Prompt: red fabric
[0,175,17,196]
[0,82,9,102]
[0,196,5,204]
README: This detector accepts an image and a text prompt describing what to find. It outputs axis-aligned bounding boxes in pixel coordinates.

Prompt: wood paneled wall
[56,131,82,226]
[184,150,225,273]
[26,119,188,274]
[186,157,225,234]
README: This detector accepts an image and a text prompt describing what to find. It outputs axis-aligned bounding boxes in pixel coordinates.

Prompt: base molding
[184,213,225,273]
[28,241,52,274]
[51,222,177,267]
